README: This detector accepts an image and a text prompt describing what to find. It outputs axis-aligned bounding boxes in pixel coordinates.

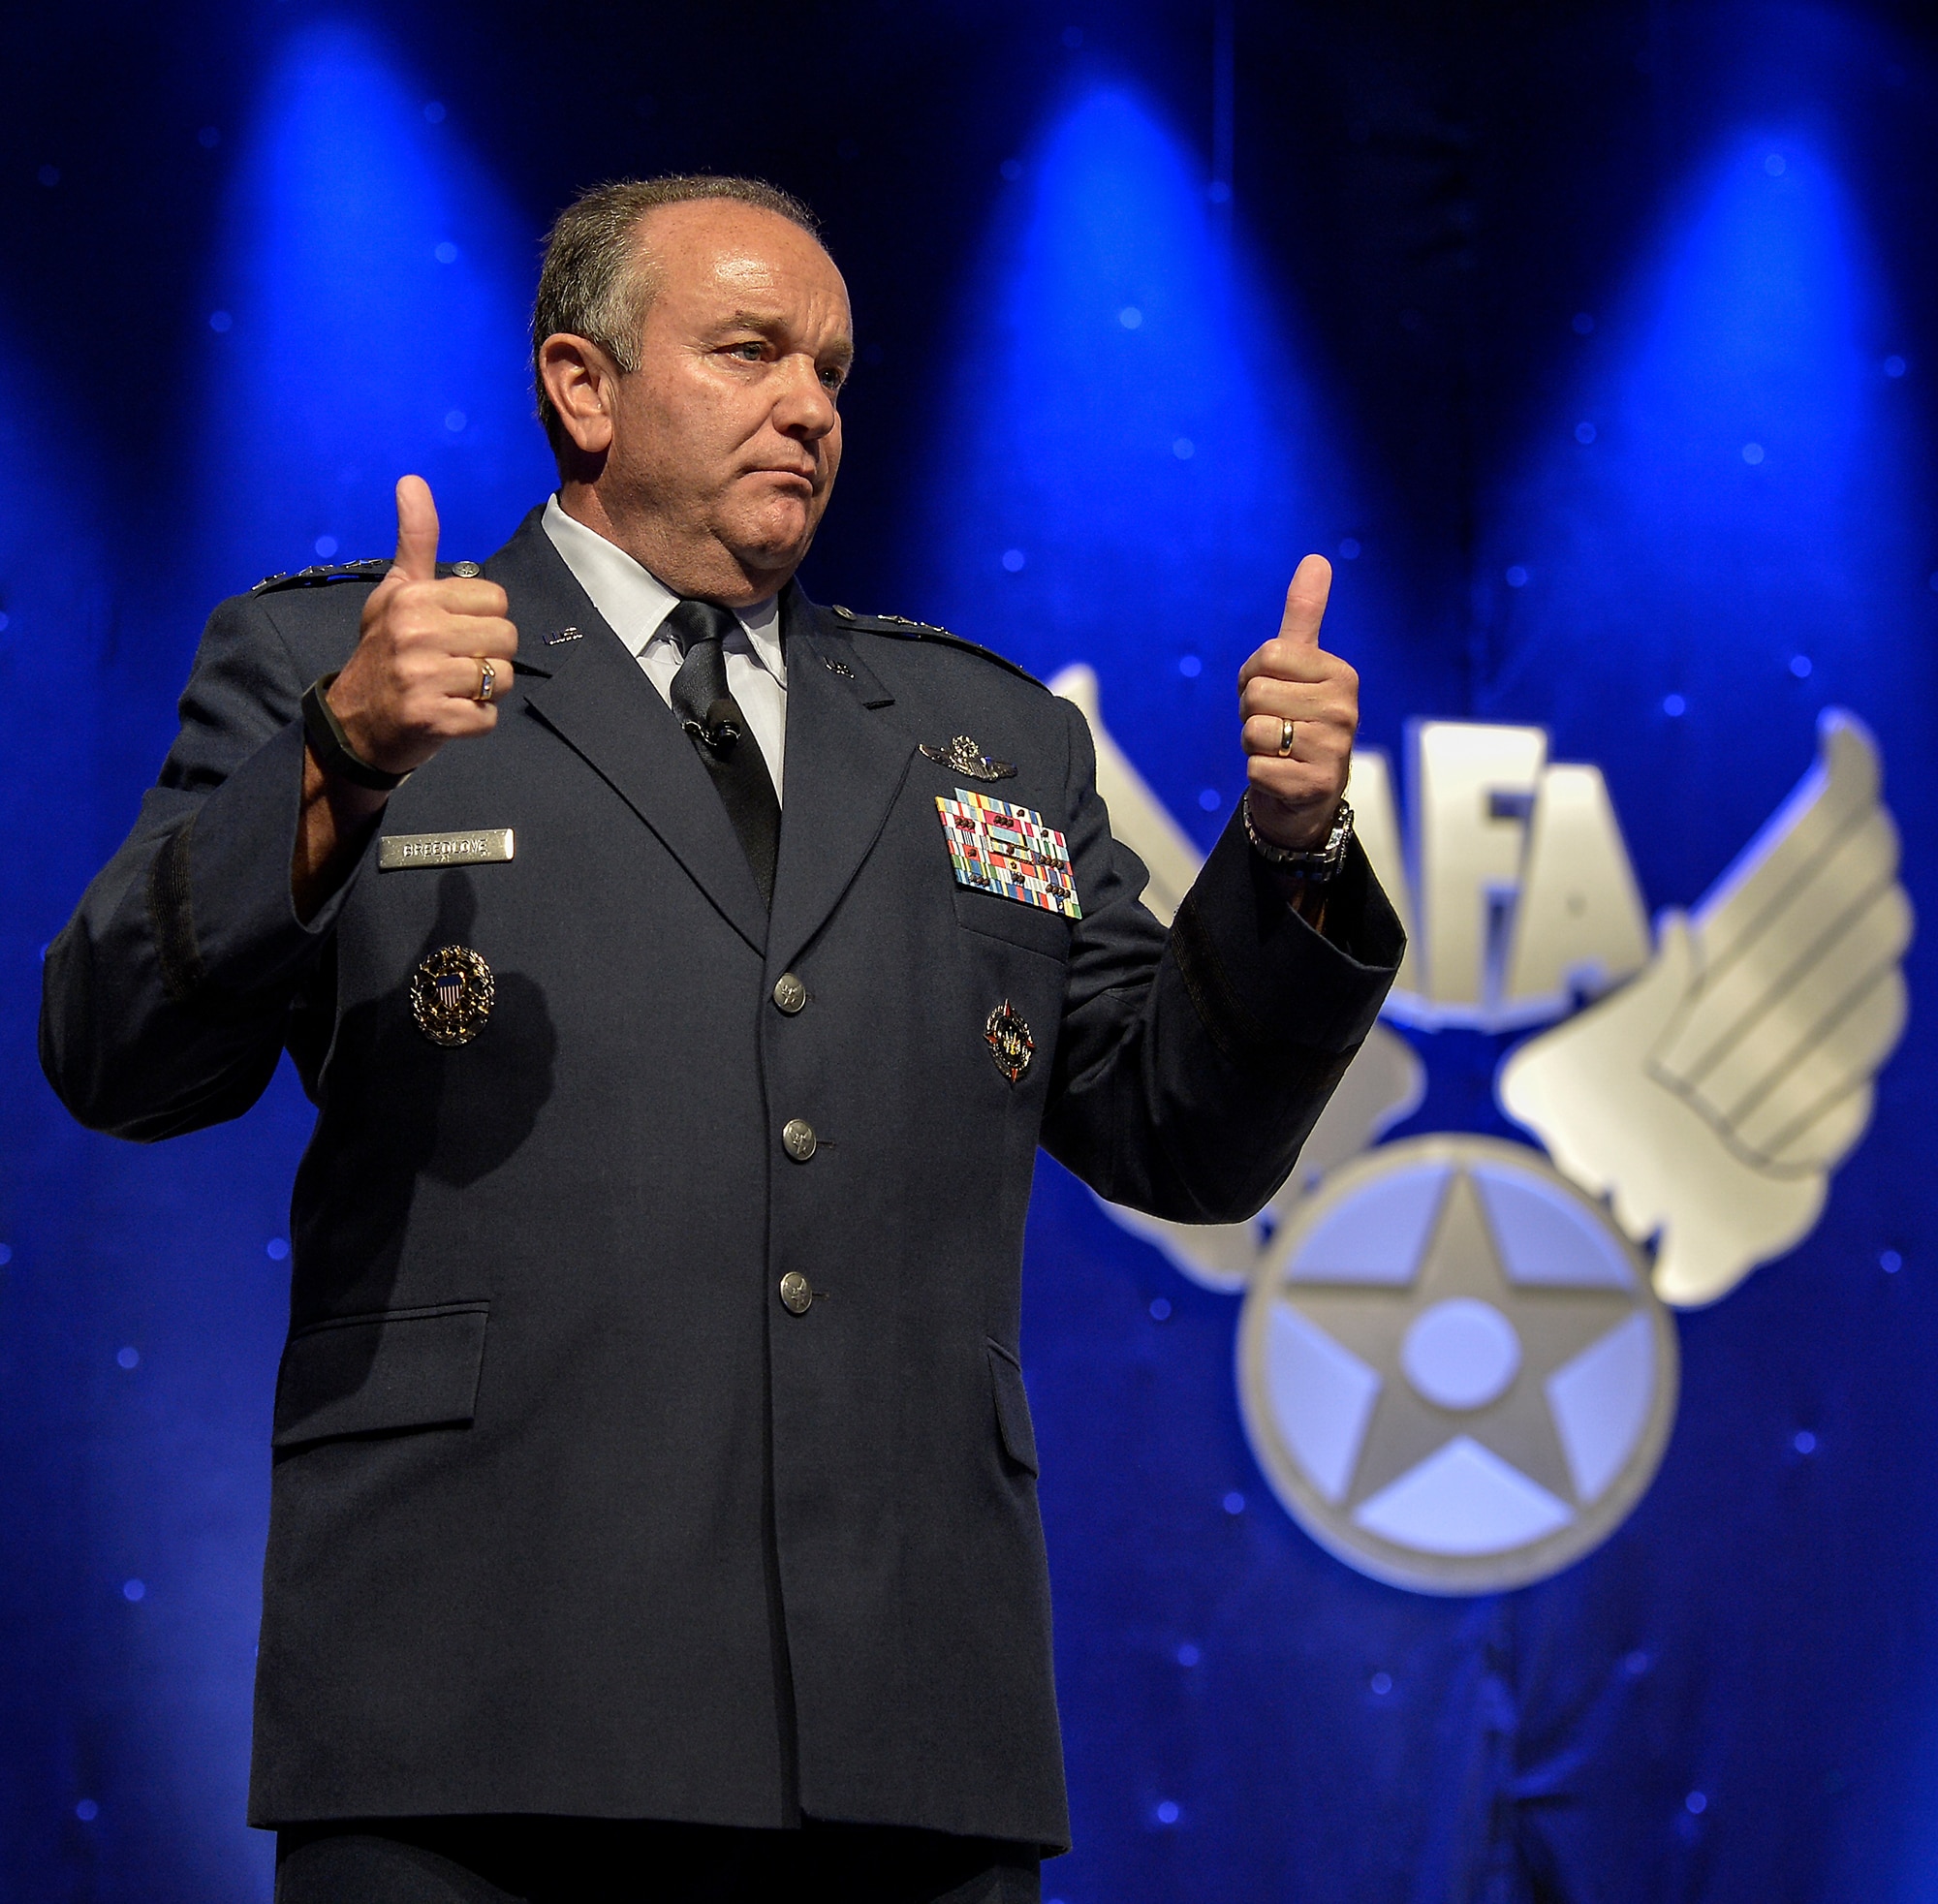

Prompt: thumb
[390,474,439,582]
[1276,552,1333,651]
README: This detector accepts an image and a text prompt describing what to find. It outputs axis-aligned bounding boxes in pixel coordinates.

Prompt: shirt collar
[542,495,785,686]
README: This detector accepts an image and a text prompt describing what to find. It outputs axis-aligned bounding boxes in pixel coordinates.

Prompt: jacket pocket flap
[985,1337,1040,1476]
[953,885,1074,961]
[273,1302,489,1450]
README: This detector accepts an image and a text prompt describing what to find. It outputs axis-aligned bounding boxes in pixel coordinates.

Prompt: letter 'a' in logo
[1055,666,1910,1593]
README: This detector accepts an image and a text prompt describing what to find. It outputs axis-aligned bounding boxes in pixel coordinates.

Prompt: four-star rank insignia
[920,734,1016,781]
[411,945,495,1046]
[985,1000,1035,1083]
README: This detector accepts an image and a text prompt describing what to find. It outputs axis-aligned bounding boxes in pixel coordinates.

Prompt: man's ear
[539,334,619,459]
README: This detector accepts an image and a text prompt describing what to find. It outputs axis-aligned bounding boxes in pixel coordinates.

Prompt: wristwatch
[1242,792,1355,883]
[301,673,412,793]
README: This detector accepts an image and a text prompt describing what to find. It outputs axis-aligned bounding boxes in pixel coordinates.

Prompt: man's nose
[772,355,837,440]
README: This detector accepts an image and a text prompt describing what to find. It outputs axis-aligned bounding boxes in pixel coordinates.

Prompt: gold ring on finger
[475,658,497,704]
[1276,716,1295,758]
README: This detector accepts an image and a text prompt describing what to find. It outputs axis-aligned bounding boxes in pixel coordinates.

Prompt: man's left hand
[1237,553,1358,851]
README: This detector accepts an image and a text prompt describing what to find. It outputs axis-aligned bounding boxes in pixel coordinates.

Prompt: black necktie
[663,598,781,909]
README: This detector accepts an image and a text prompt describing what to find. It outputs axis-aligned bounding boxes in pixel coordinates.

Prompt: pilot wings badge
[1054,666,1910,1593]
[921,734,1016,781]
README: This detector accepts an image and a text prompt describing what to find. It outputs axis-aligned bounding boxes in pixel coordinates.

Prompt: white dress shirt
[542,496,789,800]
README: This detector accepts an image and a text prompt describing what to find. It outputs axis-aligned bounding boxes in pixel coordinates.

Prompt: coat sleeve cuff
[1169,809,1405,1062]
[148,718,364,1006]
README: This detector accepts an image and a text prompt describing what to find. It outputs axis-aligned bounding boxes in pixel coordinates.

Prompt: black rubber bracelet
[300,673,412,793]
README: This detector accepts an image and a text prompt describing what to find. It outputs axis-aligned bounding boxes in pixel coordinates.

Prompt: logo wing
[1499,710,1911,1306]
[1054,666,1424,1291]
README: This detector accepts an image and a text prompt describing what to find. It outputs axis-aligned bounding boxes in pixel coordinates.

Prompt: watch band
[1242,793,1354,882]
[301,673,412,793]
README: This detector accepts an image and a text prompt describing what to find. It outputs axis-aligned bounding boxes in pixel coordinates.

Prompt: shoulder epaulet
[828,603,1046,690]
[251,558,484,595]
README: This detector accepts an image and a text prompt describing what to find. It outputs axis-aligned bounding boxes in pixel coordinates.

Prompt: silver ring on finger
[475,658,497,704]
[1276,716,1296,759]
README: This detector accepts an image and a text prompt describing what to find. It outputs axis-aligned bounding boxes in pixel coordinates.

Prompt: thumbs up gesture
[1236,554,1358,850]
[321,476,520,781]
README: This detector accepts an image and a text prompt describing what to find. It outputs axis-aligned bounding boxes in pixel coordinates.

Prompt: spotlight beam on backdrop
[914,83,1391,854]
[195,19,552,599]
[1484,123,1933,931]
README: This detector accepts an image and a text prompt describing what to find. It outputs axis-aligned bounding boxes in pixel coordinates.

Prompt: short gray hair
[531,174,825,449]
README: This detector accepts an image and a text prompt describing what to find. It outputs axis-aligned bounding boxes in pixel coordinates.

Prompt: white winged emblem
[1499,710,1911,1305]
[1059,675,1909,1589]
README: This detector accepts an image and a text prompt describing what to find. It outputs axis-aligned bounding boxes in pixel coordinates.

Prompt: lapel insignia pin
[542,626,581,646]
[920,734,1016,781]
[822,653,856,677]
[411,945,495,1046]
[985,1000,1036,1084]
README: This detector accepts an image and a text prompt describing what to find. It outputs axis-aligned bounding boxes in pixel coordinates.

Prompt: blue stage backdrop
[5,5,1938,1901]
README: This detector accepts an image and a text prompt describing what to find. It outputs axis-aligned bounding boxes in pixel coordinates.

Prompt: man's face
[599,201,852,596]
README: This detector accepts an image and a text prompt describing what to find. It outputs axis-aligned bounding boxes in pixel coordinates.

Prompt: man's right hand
[323,475,519,780]
[293,477,516,920]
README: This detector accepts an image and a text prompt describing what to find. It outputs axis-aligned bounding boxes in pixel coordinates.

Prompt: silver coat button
[772,973,807,1014]
[450,560,482,577]
[779,1271,813,1315]
[782,1117,817,1162]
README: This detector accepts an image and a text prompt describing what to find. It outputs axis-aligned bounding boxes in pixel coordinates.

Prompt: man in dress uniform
[41,176,1401,1902]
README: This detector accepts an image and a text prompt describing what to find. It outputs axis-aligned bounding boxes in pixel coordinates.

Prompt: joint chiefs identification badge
[985,1000,1035,1083]
[411,945,494,1046]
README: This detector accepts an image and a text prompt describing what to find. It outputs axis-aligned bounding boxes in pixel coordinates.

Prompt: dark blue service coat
[41,508,1402,1849]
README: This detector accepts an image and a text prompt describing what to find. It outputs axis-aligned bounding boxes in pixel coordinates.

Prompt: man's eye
[729,341,765,361]
[821,366,848,390]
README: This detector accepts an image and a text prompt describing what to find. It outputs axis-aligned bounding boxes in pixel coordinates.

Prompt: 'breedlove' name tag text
[378,828,516,871]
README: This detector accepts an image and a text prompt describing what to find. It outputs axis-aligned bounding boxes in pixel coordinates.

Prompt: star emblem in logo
[1298,1171,1629,1509]
[1237,1135,1678,1593]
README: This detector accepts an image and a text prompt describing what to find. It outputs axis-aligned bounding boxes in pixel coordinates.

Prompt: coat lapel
[488,510,769,956]
[768,588,916,972]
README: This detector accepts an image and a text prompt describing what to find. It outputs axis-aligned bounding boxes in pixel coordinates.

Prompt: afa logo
[1056,669,1911,1594]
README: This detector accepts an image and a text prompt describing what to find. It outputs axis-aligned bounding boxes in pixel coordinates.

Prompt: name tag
[378,828,516,871]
